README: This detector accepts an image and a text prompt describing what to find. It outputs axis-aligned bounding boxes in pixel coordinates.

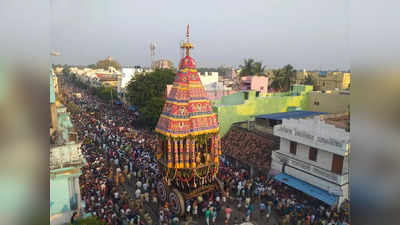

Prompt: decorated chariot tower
[154,25,223,216]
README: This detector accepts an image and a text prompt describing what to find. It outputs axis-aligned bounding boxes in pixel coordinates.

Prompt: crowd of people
[218,157,350,225]
[61,77,349,225]
[222,127,274,170]
[63,83,161,225]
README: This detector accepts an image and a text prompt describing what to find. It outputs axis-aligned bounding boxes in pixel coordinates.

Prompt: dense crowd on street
[222,127,273,170]
[218,158,350,225]
[61,78,349,225]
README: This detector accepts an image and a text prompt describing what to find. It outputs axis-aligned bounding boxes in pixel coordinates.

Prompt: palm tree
[239,58,256,76]
[253,62,266,75]
[270,64,296,92]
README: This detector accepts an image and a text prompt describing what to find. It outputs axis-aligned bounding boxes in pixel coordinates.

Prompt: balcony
[50,143,86,170]
[273,151,348,186]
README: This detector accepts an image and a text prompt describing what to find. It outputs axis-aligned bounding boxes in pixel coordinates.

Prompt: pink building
[240,76,268,94]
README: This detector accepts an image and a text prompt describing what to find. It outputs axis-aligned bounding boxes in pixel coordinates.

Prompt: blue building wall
[50,170,81,217]
[50,175,71,216]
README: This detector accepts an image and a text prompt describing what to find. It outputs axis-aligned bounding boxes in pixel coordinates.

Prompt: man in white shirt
[135,189,141,199]
[136,180,142,189]
[114,191,119,200]
[186,203,191,220]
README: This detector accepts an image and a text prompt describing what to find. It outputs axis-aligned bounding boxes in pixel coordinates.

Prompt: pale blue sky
[51,0,349,70]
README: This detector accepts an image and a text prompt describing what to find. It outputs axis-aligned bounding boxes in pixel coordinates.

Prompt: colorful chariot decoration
[154,25,224,216]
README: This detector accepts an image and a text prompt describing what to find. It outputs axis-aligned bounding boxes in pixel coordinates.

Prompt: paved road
[119,174,280,225]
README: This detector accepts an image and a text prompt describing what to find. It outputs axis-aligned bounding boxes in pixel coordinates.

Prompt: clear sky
[51,0,349,70]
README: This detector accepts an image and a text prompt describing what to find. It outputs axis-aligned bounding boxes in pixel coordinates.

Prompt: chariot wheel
[157,180,168,202]
[168,188,185,216]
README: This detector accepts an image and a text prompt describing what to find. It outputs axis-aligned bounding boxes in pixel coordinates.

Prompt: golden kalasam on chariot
[154,25,224,216]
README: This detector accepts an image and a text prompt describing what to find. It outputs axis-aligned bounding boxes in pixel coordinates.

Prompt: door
[331,154,344,174]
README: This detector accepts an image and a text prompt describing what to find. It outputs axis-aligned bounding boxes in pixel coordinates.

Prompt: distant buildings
[272,113,350,207]
[152,59,173,69]
[198,71,219,87]
[119,66,144,93]
[94,67,121,88]
[68,66,121,88]
[198,71,236,100]
[293,70,351,91]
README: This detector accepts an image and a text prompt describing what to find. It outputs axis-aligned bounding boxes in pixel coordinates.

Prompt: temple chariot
[154,25,224,216]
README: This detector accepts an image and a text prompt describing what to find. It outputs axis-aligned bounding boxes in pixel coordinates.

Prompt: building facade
[293,70,351,91]
[198,71,219,87]
[272,116,350,207]
[50,70,86,225]
[119,67,144,93]
[240,76,269,94]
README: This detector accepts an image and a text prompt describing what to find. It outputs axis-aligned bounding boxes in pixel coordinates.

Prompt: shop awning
[274,173,338,206]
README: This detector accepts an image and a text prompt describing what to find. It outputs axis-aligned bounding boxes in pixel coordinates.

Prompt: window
[289,142,297,155]
[331,154,344,174]
[309,147,318,161]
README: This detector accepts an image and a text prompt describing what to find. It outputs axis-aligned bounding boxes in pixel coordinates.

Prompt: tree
[126,69,175,128]
[270,64,296,92]
[88,64,96,69]
[253,62,265,75]
[93,86,117,101]
[239,58,256,76]
[75,216,104,225]
[95,57,121,71]
[239,58,266,76]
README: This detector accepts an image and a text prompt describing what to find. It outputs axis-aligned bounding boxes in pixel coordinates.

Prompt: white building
[119,67,144,93]
[198,71,219,87]
[272,115,350,207]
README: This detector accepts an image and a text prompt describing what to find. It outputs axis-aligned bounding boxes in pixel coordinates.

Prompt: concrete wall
[199,72,219,86]
[307,91,350,114]
[50,173,81,225]
[220,92,245,106]
[206,90,238,101]
[217,89,310,136]
[50,176,71,216]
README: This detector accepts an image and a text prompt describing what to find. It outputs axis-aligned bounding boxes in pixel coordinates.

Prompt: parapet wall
[216,88,311,136]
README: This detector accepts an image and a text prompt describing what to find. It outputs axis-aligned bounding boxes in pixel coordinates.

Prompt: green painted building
[214,85,313,136]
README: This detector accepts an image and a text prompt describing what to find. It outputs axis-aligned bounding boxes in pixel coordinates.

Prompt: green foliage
[126,69,175,128]
[239,58,265,76]
[93,86,118,101]
[95,58,121,71]
[87,64,96,69]
[74,216,104,225]
[270,64,296,92]
[137,96,165,128]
